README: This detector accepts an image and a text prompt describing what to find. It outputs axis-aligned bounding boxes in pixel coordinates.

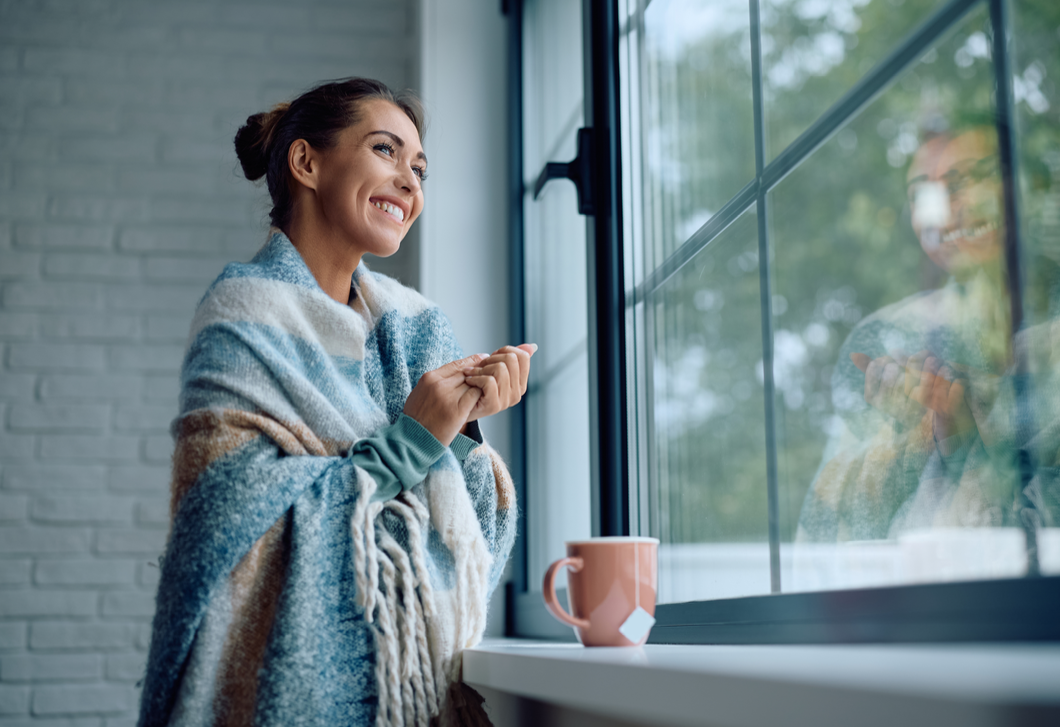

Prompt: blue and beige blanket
[139,230,516,726]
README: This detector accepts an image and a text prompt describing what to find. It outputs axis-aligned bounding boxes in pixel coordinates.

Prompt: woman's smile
[370,196,408,224]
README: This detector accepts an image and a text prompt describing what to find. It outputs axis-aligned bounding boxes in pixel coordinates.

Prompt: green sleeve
[450,420,484,461]
[349,414,447,503]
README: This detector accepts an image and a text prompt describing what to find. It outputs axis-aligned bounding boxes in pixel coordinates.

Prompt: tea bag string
[634,540,640,610]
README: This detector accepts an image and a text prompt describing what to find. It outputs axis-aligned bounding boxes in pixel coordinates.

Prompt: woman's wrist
[451,420,483,461]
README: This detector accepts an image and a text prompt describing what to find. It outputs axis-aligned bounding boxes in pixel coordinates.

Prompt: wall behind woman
[0,1,418,723]
[418,0,513,637]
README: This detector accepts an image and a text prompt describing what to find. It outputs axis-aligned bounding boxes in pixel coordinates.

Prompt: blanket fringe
[351,474,492,727]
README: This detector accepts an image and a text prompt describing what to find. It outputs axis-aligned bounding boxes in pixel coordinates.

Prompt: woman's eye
[414,166,428,181]
[374,143,395,156]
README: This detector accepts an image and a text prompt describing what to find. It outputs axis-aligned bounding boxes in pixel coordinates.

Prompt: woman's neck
[285,216,361,305]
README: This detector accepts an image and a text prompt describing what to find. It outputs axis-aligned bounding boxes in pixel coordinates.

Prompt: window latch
[532,127,595,216]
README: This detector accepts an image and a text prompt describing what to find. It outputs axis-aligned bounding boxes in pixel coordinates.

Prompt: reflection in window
[771,4,1060,589]
[621,0,1060,599]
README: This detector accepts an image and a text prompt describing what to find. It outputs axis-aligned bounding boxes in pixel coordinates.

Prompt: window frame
[505,0,1060,643]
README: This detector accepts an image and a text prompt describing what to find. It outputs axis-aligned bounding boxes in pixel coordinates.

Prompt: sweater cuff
[393,414,447,485]
[451,421,483,461]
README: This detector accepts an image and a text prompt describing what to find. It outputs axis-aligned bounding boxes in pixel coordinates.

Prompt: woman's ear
[288,139,318,191]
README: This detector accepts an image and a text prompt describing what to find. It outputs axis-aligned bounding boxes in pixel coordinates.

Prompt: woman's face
[906,128,1002,276]
[314,99,426,259]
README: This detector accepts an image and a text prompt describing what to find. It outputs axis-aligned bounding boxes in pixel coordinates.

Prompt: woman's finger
[909,350,932,365]
[913,357,944,409]
[457,382,483,416]
[496,351,520,405]
[465,374,501,416]
[510,346,532,396]
[926,364,960,414]
[945,380,966,418]
[437,353,489,381]
[880,360,902,403]
[493,359,515,406]
[903,354,926,395]
[864,356,893,404]
[922,356,942,377]
[474,360,514,406]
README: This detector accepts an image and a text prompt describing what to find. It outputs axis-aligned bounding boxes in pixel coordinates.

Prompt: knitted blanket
[139,230,516,726]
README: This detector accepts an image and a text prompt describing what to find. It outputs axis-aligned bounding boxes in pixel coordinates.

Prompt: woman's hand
[851,349,974,443]
[463,343,537,423]
[851,350,929,428]
[404,354,488,446]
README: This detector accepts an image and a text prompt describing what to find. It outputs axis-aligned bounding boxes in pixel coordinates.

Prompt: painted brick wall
[0,1,417,724]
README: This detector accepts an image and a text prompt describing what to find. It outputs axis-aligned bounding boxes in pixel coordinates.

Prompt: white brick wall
[0,1,418,722]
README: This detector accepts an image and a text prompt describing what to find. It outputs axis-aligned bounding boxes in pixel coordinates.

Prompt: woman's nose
[397,165,420,193]
[911,182,950,229]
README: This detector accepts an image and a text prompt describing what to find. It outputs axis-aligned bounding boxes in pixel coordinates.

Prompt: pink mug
[543,537,659,646]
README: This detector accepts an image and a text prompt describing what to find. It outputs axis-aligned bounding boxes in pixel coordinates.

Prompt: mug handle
[543,557,591,629]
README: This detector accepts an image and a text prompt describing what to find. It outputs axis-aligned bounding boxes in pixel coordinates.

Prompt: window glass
[523,0,592,591]
[524,181,592,590]
[769,4,1058,590]
[637,0,756,274]
[647,209,773,602]
[618,0,1060,601]
[1012,0,1060,574]
[533,0,1060,627]
[524,0,584,175]
[762,0,946,159]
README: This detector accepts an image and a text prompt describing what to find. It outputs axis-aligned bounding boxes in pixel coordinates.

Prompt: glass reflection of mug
[542,537,659,647]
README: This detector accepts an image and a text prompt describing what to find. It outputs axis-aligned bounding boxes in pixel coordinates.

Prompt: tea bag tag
[619,540,655,643]
[619,606,655,643]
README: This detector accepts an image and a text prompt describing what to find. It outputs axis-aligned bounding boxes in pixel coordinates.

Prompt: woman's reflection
[797,125,1058,546]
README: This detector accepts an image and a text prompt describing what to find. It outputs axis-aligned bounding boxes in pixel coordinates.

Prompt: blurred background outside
[521,0,1060,604]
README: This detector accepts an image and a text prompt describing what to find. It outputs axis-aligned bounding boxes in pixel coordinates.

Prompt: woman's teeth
[373,201,404,222]
[943,220,997,242]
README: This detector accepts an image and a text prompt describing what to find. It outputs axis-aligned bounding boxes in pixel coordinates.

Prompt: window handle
[532,127,595,216]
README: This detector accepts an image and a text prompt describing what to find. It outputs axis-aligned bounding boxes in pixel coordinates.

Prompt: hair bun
[234,103,290,181]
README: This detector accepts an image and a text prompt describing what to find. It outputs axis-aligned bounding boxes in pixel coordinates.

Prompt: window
[521,0,594,598]
[509,0,1060,641]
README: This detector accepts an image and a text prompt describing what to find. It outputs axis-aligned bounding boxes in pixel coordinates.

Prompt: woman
[139,78,530,726]
[798,125,1058,549]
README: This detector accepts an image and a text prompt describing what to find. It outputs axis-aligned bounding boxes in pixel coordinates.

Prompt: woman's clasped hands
[850,349,977,447]
[403,343,537,446]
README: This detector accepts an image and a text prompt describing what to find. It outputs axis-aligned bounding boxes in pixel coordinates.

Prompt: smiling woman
[137,78,532,727]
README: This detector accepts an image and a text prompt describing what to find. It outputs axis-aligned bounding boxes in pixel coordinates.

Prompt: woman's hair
[234,77,426,231]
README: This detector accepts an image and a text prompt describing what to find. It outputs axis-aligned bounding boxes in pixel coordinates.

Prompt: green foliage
[640,0,1060,545]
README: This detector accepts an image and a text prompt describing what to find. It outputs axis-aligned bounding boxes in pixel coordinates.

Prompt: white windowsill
[463,639,1060,727]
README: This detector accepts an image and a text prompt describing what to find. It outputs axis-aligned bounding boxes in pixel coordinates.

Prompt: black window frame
[504,0,1060,644]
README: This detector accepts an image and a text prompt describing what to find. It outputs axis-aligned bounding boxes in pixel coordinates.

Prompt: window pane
[648,209,772,602]
[524,181,592,588]
[637,0,756,273]
[524,0,584,175]
[1012,0,1060,574]
[525,349,593,591]
[523,0,592,592]
[762,0,947,159]
[769,4,1051,590]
